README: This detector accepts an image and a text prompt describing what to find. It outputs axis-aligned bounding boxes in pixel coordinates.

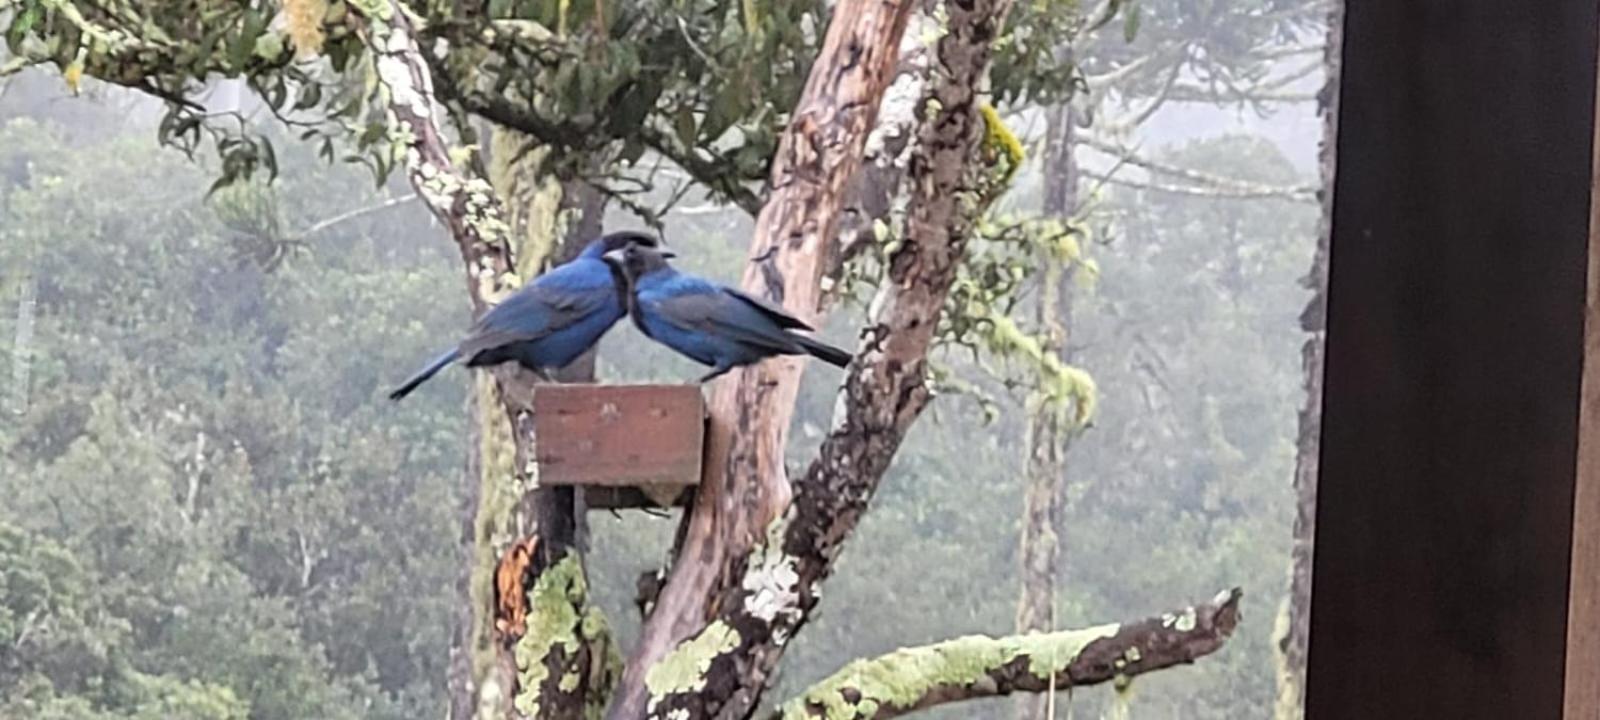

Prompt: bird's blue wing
[722,288,814,331]
[459,266,615,358]
[646,290,806,356]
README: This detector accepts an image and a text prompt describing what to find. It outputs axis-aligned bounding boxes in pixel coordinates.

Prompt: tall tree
[3,0,1248,717]
[1013,98,1085,720]
[1008,3,1327,717]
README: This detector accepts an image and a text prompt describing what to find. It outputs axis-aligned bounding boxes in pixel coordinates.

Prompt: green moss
[779,625,1119,720]
[644,621,742,708]
[467,375,522,704]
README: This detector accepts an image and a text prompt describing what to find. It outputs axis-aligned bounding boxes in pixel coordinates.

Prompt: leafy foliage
[0,116,463,720]
[1,0,1324,715]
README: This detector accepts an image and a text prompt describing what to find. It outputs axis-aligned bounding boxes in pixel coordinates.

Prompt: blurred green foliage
[1,15,1316,712]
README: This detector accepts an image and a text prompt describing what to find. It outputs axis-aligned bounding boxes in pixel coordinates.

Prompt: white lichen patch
[1164,607,1198,632]
[741,516,803,626]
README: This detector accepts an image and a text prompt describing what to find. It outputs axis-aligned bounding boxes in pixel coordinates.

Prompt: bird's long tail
[797,335,852,369]
[389,348,460,401]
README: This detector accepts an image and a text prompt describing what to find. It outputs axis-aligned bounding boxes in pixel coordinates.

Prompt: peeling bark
[630,0,1019,717]
[350,5,613,719]
[1274,4,1340,719]
[779,589,1243,720]
[612,1,918,717]
[826,15,936,300]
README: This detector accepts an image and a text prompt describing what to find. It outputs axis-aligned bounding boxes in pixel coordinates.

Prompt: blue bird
[388,231,660,400]
[603,243,851,382]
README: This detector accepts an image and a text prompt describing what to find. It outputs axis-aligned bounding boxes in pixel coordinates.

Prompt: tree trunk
[1274,4,1341,719]
[8,262,34,417]
[1014,101,1082,720]
[350,7,616,719]
[624,1,1024,716]
[610,0,918,716]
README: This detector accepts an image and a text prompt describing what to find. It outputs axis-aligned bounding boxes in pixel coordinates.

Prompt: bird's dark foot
[697,367,732,383]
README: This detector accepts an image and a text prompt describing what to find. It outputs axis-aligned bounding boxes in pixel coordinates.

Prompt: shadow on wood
[531,384,705,509]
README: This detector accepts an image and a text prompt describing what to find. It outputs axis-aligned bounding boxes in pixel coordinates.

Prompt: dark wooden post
[1307,2,1600,719]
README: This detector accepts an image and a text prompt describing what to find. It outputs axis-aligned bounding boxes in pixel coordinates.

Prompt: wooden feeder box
[530,384,705,510]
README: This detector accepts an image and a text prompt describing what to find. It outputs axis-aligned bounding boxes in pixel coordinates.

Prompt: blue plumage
[388,231,659,400]
[603,244,851,382]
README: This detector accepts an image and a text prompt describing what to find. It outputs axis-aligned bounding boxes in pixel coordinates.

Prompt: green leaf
[673,106,697,148]
[294,82,324,110]
[230,11,269,70]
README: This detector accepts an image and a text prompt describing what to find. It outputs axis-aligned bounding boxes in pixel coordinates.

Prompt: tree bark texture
[826,13,936,298]
[780,588,1242,720]
[612,1,918,716]
[351,5,614,719]
[624,0,1021,717]
[1273,3,1340,718]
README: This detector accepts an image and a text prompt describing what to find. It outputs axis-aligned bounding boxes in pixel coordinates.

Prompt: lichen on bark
[644,622,743,709]
[511,555,612,718]
[779,626,1121,720]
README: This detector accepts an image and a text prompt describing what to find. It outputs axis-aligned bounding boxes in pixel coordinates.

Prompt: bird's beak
[602,248,627,265]
[660,250,678,260]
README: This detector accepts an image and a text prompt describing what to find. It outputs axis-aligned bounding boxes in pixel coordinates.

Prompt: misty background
[0,2,1327,717]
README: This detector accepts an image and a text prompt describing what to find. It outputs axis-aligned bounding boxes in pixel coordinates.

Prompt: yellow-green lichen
[986,312,1098,427]
[644,621,742,709]
[979,103,1024,189]
[779,625,1119,720]
[512,555,589,717]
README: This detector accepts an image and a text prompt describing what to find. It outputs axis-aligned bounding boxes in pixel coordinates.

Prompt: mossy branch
[775,589,1243,720]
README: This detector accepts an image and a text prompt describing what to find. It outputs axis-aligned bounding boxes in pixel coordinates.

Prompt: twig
[290,194,418,240]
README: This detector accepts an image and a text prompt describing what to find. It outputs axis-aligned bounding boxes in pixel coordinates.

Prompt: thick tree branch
[628,0,1019,717]
[777,588,1243,720]
[826,33,936,299]
[610,0,918,717]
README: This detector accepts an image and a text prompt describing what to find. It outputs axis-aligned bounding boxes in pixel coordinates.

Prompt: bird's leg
[697,365,732,383]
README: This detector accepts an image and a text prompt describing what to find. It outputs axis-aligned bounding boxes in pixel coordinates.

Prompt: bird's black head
[585,230,659,259]
[601,242,676,282]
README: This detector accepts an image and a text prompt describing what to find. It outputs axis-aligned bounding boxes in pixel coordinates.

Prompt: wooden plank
[1306,2,1599,719]
[1567,50,1600,720]
[532,384,705,489]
